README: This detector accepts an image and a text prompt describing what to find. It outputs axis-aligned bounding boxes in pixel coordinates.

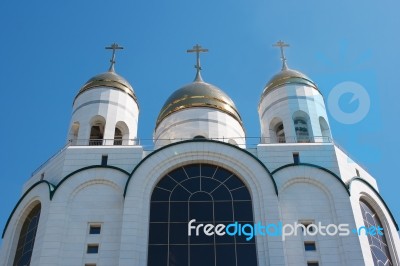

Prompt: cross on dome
[273,40,290,70]
[187,44,208,81]
[106,43,124,72]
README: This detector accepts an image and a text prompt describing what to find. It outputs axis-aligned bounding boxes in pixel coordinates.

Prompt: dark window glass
[148,164,257,265]
[87,244,99,254]
[181,177,200,193]
[190,245,215,266]
[216,245,236,265]
[13,204,41,266]
[237,244,258,266]
[148,245,167,266]
[169,245,188,266]
[170,185,191,201]
[150,202,169,222]
[234,201,253,222]
[169,202,188,222]
[293,153,300,164]
[214,202,233,222]
[307,262,319,266]
[184,164,200,177]
[211,185,232,201]
[304,242,316,251]
[201,164,217,177]
[169,223,188,244]
[149,223,168,244]
[200,177,220,193]
[89,225,101,234]
[101,155,108,166]
[360,200,393,266]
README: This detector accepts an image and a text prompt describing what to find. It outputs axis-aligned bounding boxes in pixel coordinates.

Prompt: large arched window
[359,200,393,266]
[148,163,257,266]
[13,203,41,266]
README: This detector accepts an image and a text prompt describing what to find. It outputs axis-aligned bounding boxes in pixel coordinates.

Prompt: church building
[0,42,399,266]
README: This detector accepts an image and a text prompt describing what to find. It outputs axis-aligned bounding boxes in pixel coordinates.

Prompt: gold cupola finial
[105,43,124,72]
[273,40,290,71]
[187,44,209,82]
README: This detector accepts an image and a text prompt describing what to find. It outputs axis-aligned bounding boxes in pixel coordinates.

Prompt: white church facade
[0,42,399,266]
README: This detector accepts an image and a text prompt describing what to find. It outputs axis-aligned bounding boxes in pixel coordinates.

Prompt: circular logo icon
[327,81,370,124]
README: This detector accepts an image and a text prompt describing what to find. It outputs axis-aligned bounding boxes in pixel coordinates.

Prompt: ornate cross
[273,40,289,70]
[187,44,209,74]
[106,43,124,71]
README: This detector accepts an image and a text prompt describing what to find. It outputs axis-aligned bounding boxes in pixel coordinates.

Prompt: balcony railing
[69,136,332,147]
[31,136,333,177]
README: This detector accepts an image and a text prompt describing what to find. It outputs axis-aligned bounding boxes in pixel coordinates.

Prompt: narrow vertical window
[13,203,41,266]
[356,168,360,177]
[293,152,300,164]
[294,118,310,142]
[89,125,104,146]
[114,127,122,145]
[101,155,108,166]
[276,122,286,143]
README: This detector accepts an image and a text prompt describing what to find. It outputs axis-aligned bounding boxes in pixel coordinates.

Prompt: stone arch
[292,110,313,142]
[89,115,106,145]
[115,121,130,145]
[121,140,282,265]
[269,117,286,143]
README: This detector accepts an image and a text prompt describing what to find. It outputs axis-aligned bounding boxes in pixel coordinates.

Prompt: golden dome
[74,70,138,104]
[156,79,242,129]
[261,69,319,100]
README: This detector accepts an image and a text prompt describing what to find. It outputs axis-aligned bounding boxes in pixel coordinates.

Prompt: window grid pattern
[148,164,258,266]
[360,200,393,266]
[13,204,41,266]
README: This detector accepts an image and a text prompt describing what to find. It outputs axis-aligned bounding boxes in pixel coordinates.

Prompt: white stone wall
[274,165,365,266]
[154,108,246,148]
[26,146,143,193]
[257,143,340,175]
[2,141,399,266]
[258,84,331,142]
[334,146,377,188]
[69,87,139,144]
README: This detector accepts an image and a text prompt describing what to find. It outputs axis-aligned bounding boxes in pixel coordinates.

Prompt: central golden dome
[156,78,242,129]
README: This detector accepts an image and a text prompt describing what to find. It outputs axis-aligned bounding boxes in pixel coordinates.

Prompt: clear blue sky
[1,0,399,243]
